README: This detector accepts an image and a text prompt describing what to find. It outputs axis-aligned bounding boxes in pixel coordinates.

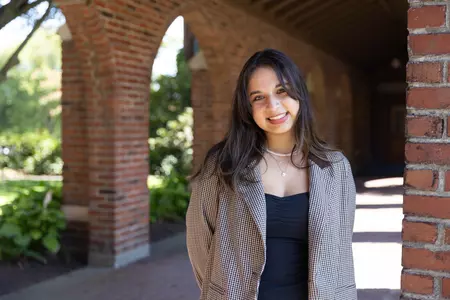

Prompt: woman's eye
[253,95,263,101]
[277,88,287,94]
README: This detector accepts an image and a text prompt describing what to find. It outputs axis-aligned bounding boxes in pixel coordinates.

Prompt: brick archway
[58,3,128,266]
[56,0,244,267]
[305,64,327,140]
[56,0,364,267]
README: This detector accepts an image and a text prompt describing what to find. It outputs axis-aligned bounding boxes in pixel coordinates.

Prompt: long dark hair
[191,48,339,191]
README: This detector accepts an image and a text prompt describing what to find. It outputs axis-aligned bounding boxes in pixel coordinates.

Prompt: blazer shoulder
[191,151,219,187]
[326,151,353,176]
[325,150,347,165]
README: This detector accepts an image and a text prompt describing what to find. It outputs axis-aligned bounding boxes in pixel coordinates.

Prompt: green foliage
[19,29,62,71]
[148,48,193,222]
[0,73,60,136]
[149,50,192,176]
[0,182,65,263]
[149,171,190,223]
[150,50,191,137]
[0,180,62,207]
[149,107,193,177]
[0,29,61,137]
[0,131,62,175]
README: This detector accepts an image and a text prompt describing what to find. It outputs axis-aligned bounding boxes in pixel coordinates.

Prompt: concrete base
[89,243,150,268]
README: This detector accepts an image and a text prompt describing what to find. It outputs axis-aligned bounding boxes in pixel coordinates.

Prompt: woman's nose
[267,96,279,109]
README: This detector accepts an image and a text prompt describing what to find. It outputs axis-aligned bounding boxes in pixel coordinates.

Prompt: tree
[0,0,63,82]
[0,28,63,175]
[0,29,61,136]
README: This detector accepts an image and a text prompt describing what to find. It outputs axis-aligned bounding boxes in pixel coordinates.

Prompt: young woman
[186,48,356,300]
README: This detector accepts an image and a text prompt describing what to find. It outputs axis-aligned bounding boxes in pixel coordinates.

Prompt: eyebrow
[249,83,289,97]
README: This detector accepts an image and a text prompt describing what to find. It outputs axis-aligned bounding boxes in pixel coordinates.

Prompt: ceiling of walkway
[226,0,408,71]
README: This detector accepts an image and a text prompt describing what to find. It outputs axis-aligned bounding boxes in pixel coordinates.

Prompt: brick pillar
[85,58,150,268]
[59,4,150,267]
[306,65,328,142]
[59,25,89,262]
[189,51,214,169]
[337,73,353,161]
[402,3,450,298]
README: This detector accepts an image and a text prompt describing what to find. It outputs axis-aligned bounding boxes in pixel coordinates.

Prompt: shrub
[0,183,65,263]
[149,171,190,223]
[0,131,62,175]
[149,107,193,177]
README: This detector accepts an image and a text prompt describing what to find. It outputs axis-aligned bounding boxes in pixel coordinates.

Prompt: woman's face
[247,67,299,137]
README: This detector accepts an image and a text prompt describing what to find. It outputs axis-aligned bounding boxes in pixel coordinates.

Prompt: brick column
[59,4,150,267]
[337,73,353,161]
[402,2,450,298]
[59,24,89,262]
[189,51,214,169]
[305,65,328,142]
[84,48,150,268]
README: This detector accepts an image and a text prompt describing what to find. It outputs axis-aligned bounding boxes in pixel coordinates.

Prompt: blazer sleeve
[185,163,220,289]
[343,157,356,231]
[341,156,357,287]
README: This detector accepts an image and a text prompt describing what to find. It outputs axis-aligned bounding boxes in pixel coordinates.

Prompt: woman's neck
[265,133,296,155]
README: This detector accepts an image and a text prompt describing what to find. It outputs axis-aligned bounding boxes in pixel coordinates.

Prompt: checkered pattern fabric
[186,151,356,300]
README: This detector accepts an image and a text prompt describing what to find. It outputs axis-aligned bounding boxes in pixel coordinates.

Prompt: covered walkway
[49,0,450,298]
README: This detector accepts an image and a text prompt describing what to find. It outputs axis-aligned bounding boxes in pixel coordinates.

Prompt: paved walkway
[1,177,402,300]
[353,177,402,300]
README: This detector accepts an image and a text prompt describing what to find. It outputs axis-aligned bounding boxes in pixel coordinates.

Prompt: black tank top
[257,192,309,300]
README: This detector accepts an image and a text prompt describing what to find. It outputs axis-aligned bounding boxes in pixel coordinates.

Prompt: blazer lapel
[237,166,266,249]
[237,155,334,289]
[307,156,337,299]
[307,159,331,277]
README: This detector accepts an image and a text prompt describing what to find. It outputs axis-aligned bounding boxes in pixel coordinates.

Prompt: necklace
[265,148,299,157]
[266,148,291,157]
[267,152,289,177]
[264,146,299,177]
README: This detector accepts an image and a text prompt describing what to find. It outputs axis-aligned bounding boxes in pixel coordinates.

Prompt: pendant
[281,172,286,177]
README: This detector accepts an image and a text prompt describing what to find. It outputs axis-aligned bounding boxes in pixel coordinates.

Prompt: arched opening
[148,15,217,247]
[148,16,192,242]
[48,0,235,270]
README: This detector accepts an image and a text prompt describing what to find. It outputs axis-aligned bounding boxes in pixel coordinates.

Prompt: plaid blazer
[186,151,357,300]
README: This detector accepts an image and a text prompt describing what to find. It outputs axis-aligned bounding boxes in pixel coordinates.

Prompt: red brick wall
[181,7,235,144]
[58,2,152,266]
[191,69,214,168]
[402,2,450,298]
[60,39,89,261]
[337,73,355,161]
[61,40,88,206]
[349,70,372,173]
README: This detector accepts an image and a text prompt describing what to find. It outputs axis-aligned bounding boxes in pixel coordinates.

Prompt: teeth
[269,113,287,120]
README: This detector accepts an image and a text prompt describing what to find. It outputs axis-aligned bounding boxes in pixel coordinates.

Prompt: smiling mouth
[267,112,288,120]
